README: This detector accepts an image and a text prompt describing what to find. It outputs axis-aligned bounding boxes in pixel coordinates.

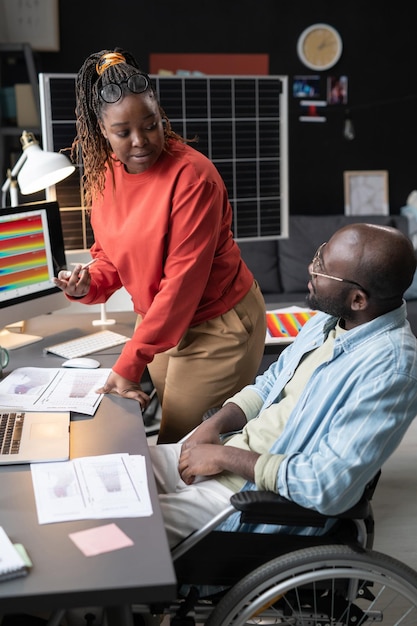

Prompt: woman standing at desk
[55,48,266,443]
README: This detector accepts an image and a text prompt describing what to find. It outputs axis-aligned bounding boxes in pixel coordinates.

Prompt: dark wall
[36,0,417,216]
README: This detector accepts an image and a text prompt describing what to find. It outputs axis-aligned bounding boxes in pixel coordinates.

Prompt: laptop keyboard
[0,412,24,455]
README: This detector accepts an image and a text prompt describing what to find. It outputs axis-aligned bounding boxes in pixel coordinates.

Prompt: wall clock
[297,23,343,71]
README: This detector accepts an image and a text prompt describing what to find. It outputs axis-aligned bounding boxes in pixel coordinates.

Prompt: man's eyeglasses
[100,73,150,103]
[311,243,370,296]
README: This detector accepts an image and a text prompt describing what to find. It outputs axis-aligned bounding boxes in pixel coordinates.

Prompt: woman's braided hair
[71,48,189,207]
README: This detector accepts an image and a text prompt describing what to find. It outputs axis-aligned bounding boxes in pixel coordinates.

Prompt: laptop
[0,410,70,465]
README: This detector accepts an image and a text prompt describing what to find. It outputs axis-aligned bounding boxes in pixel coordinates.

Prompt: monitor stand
[0,327,42,350]
[92,303,116,326]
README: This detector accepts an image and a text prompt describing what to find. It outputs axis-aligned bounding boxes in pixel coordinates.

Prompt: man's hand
[179,442,260,485]
[182,402,248,450]
[96,370,151,410]
[181,417,224,448]
[178,443,228,484]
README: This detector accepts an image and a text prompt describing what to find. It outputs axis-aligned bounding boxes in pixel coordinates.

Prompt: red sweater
[76,141,254,382]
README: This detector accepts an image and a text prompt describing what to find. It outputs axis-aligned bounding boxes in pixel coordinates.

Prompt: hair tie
[96,52,126,76]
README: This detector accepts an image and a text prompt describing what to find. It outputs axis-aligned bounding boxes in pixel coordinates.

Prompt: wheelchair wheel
[205,544,417,625]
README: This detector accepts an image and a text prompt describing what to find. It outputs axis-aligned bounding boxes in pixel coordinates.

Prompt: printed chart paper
[266,307,317,343]
[0,367,111,415]
[31,453,153,524]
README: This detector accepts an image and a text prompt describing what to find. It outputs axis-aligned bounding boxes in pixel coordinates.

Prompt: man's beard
[307,289,352,321]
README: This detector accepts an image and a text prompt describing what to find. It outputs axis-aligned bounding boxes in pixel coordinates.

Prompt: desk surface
[0,312,176,614]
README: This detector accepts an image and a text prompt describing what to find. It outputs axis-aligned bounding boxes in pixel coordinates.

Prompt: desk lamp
[1,130,75,208]
[0,131,75,344]
[1,132,117,328]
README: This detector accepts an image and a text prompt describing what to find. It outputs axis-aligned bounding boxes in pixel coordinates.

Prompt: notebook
[0,526,31,581]
[0,410,70,465]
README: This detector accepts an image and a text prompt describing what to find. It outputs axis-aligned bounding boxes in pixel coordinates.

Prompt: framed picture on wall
[327,75,348,105]
[293,75,321,99]
[0,0,60,51]
[344,170,389,215]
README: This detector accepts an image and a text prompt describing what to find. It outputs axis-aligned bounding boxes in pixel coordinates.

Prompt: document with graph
[265,306,317,344]
[0,367,111,415]
[31,453,153,524]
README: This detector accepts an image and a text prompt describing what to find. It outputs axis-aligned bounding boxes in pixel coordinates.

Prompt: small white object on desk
[62,357,101,369]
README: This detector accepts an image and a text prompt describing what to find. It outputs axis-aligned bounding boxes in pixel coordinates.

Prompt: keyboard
[44,330,130,359]
[0,412,23,455]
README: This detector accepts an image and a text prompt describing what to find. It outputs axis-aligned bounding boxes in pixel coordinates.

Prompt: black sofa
[238,214,417,337]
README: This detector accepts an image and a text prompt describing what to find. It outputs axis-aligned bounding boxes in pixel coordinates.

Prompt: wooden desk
[0,312,176,624]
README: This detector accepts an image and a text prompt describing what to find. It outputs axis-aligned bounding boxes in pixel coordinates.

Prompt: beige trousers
[139,281,266,443]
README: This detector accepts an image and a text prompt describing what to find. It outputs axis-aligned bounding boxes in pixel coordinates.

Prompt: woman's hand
[53,264,92,298]
[96,370,151,410]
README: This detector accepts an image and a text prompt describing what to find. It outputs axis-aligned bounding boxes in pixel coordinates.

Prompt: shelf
[0,126,40,136]
[0,44,40,179]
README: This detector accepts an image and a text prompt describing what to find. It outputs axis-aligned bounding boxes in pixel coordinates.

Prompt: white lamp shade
[17,141,75,195]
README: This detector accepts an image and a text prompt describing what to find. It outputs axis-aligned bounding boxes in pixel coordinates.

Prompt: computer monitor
[0,200,69,350]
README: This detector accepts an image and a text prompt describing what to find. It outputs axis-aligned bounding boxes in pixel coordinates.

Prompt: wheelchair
[132,470,417,625]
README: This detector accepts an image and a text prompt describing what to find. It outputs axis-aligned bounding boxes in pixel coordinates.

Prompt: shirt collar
[321,302,408,351]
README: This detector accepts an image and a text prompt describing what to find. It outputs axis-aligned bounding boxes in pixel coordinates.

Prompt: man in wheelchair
[139,223,417,625]
[150,223,417,548]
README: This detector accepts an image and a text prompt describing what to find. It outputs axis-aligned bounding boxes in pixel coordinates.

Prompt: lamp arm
[10,151,28,179]
[1,170,14,208]
[1,172,12,195]
[1,152,28,208]
[1,152,27,194]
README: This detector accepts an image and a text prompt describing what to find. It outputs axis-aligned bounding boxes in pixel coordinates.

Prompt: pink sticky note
[69,523,134,556]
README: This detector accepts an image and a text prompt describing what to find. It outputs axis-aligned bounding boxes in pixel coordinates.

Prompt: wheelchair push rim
[206,544,417,625]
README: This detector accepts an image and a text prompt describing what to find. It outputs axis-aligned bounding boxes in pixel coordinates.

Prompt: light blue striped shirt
[217,302,417,534]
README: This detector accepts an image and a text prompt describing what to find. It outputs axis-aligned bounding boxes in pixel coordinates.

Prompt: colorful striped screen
[0,214,49,294]
[266,310,317,338]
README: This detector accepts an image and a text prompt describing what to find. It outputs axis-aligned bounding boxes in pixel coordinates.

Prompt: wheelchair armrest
[230,490,371,527]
